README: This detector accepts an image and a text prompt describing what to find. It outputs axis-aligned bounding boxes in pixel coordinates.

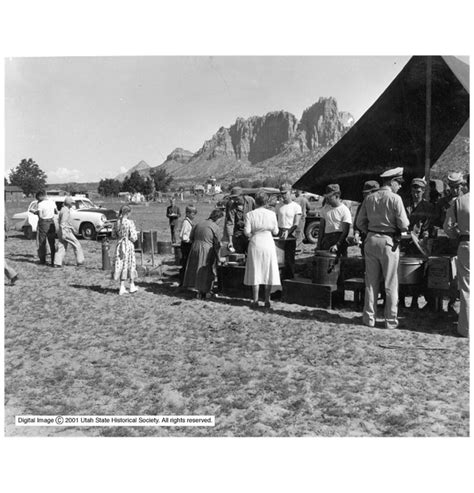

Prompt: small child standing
[178,205,197,286]
[112,205,139,295]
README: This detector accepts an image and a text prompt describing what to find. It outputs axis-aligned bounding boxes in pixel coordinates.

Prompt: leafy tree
[9,158,47,196]
[151,168,173,192]
[98,178,121,197]
[121,171,146,194]
[4,177,9,186]
[142,177,155,198]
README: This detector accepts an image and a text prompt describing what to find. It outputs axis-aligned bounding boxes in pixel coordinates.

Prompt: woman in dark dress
[183,209,224,299]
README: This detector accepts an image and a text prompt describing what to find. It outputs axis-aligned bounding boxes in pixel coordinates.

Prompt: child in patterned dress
[112,205,139,295]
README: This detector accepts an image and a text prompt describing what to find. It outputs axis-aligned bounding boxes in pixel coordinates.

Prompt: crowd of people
[166,168,470,337]
[5,170,469,338]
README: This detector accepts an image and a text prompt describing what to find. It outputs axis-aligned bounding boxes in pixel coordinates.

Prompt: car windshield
[75,199,95,209]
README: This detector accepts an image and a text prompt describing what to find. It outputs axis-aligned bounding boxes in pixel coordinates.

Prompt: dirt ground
[3,200,470,436]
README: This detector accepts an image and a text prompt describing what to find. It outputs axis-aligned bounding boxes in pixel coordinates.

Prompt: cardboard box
[427,256,456,290]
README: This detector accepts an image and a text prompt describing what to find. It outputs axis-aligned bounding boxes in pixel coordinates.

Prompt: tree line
[7,158,174,198]
[98,168,173,197]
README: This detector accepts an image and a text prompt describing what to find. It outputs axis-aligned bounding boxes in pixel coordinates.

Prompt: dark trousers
[179,241,192,286]
[233,234,248,254]
[320,232,348,257]
[37,219,56,265]
[170,224,177,244]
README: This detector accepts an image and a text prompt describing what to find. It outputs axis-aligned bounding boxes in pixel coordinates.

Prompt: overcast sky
[4,55,465,183]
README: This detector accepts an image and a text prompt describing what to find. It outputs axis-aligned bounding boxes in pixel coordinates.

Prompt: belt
[368,230,396,237]
[459,235,470,242]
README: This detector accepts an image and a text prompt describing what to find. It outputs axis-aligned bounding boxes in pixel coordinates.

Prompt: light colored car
[11,195,118,240]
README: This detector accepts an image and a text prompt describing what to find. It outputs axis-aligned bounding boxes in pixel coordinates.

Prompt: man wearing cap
[435,172,464,228]
[293,189,311,254]
[277,185,302,240]
[356,167,410,329]
[54,196,85,267]
[224,186,255,253]
[444,188,470,337]
[317,184,352,257]
[405,178,436,239]
[353,180,380,255]
[403,178,437,309]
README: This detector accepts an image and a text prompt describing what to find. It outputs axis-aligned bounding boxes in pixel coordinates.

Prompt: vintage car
[11,195,118,240]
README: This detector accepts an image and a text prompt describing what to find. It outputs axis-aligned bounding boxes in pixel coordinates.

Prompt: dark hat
[380,166,404,182]
[229,186,243,197]
[411,178,427,188]
[362,180,380,194]
[324,183,341,197]
[447,172,463,186]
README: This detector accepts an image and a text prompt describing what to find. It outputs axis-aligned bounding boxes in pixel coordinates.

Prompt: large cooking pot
[312,250,340,285]
[398,256,426,285]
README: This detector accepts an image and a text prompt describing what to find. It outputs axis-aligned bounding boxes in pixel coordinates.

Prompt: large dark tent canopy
[293,56,469,201]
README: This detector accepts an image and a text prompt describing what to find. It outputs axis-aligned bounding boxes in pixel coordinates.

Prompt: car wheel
[304,221,320,244]
[80,222,96,240]
[23,225,34,240]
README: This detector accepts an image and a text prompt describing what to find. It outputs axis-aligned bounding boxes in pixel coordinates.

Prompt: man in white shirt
[277,186,302,239]
[317,184,352,257]
[34,191,58,265]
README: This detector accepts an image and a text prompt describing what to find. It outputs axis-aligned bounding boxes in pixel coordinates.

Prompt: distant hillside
[115,160,151,181]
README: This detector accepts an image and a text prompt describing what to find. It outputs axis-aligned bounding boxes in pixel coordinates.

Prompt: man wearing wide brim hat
[224,186,255,253]
[317,183,352,256]
[434,171,464,228]
[356,167,409,329]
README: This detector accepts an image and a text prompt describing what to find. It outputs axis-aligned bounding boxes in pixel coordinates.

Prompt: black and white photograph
[1,1,472,492]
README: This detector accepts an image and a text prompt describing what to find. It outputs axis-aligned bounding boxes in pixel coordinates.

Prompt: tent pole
[424,56,432,200]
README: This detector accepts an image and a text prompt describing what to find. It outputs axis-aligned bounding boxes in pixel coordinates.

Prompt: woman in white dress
[244,192,281,309]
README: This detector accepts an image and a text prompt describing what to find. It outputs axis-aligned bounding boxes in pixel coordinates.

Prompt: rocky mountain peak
[165,148,194,163]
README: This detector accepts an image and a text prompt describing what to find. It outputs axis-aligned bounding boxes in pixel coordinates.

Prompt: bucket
[312,250,340,285]
[398,256,425,285]
[142,231,158,254]
[157,241,173,254]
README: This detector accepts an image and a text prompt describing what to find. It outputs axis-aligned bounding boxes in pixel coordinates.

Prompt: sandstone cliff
[152,97,354,183]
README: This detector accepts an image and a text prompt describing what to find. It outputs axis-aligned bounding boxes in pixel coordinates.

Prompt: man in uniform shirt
[444,186,470,337]
[356,167,410,329]
[54,196,85,267]
[34,190,58,265]
[405,178,436,238]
